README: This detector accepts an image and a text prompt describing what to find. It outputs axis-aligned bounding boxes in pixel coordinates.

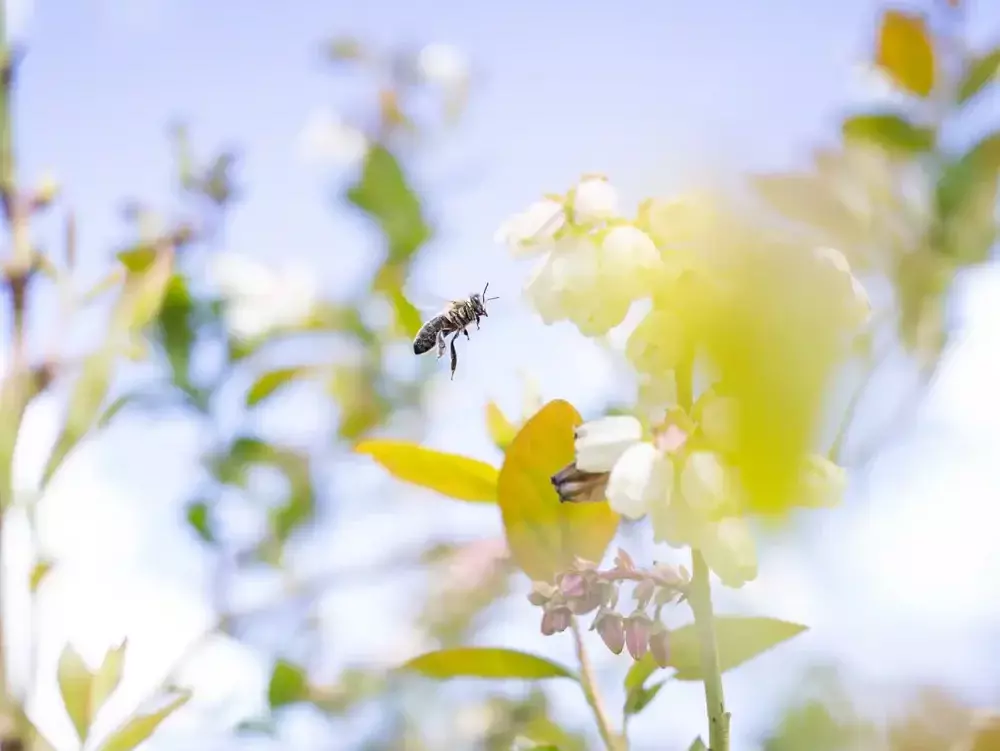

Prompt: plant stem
[570,618,623,751]
[689,552,729,751]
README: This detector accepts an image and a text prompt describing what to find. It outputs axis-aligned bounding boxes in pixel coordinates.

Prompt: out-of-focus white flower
[697,392,739,454]
[298,109,370,168]
[798,454,847,508]
[416,42,470,90]
[208,252,319,341]
[626,307,685,376]
[814,246,872,328]
[569,174,619,223]
[571,414,758,586]
[493,199,565,255]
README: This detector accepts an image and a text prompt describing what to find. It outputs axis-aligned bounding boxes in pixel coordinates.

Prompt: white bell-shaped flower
[494,199,566,256]
[571,174,619,223]
[698,516,758,588]
[606,442,673,520]
[573,416,643,472]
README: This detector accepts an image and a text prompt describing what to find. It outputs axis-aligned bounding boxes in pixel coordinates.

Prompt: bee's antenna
[482,282,499,302]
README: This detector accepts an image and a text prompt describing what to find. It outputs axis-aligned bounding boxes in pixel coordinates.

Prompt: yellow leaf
[485,401,517,450]
[90,640,127,724]
[95,689,191,751]
[29,558,55,592]
[401,648,576,681]
[355,440,499,502]
[497,399,619,582]
[876,9,935,98]
[57,643,94,742]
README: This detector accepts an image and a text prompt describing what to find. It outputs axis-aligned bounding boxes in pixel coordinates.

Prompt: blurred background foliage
[0,0,999,749]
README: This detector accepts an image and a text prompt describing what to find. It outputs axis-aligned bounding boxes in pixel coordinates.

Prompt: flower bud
[592,609,625,655]
[528,581,556,606]
[614,548,636,572]
[567,586,603,615]
[558,572,587,599]
[632,578,655,609]
[571,174,618,223]
[540,606,572,636]
[650,562,686,588]
[624,611,652,660]
[649,621,671,668]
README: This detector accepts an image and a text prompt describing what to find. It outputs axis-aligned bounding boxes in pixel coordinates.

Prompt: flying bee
[412,283,499,380]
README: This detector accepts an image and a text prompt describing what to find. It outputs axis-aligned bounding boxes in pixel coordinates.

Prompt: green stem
[570,618,623,751]
[689,551,729,751]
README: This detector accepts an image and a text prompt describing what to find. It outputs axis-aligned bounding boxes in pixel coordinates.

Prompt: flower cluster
[494,174,664,336]
[529,551,688,665]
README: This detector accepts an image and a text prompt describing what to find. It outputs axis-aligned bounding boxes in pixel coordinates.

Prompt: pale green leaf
[841,113,935,154]
[246,366,316,407]
[90,641,128,721]
[57,643,94,741]
[95,689,191,751]
[268,660,308,709]
[957,47,1000,105]
[400,648,577,681]
[30,557,55,593]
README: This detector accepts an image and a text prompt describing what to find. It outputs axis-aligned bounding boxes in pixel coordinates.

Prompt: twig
[689,552,729,751]
[570,618,622,751]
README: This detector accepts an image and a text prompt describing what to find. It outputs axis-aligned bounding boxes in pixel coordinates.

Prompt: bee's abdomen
[413,319,442,354]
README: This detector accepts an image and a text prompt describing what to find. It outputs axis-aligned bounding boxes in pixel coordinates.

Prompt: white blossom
[570,174,619,223]
[209,252,319,341]
[416,43,470,90]
[574,416,643,472]
[298,110,369,168]
[494,199,565,256]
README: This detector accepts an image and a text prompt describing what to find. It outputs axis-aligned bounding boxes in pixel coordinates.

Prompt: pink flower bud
[624,611,652,660]
[567,586,603,615]
[593,610,625,654]
[614,548,636,571]
[633,578,655,608]
[558,572,587,599]
[541,606,572,636]
[651,562,685,588]
[528,581,556,606]
[649,621,671,668]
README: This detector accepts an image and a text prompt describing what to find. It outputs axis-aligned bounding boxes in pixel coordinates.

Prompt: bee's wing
[409,291,459,316]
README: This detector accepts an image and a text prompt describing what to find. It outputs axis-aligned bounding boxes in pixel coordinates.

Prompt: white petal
[799,454,847,508]
[813,246,852,274]
[574,416,642,472]
[523,257,565,324]
[495,200,565,255]
[680,451,729,515]
[572,175,618,223]
[416,43,470,89]
[606,442,672,519]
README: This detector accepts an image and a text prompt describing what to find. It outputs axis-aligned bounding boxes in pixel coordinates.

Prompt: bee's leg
[475,314,481,330]
[435,330,447,359]
[449,331,461,380]
[463,327,470,341]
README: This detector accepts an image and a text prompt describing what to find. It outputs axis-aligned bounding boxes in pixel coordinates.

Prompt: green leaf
[346,145,431,261]
[246,366,317,407]
[117,245,157,273]
[355,440,499,503]
[185,500,214,543]
[875,9,936,98]
[156,274,196,389]
[0,369,47,509]
[268,660,308,709]
[957,46,1000,105]
[624,678,666,717]
[57,643,94,741]
[841,113,935,154]
[627,617,808,684]
[400,648,577,681]
[497,400,619,581]
[934,132,1000,265]
[95,688,191,751]
[688,737,708,751]
[96,388,179,430]
[30,558,55,592]
[90,641,127,723]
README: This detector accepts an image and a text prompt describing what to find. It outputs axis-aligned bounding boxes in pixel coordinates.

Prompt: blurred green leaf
[90,641,127,725]
[688,738,708,751]
[30,557,55,592]
[246,366,317,407]
[957,46,1000,105]
[185,499,215,543]
[156,274,196,389]
[356,439,499,503]
[400,648,577,681]
[95,688,191,751]
[117,245,157,273]
[875,9,935,97]
[346,145,431,261]
[268,660,308,709]
[841,113,935,154]
[626,617,808,684]
[934,132,1000,265]
[57,643,93,741]
[0,369,45,506]
[624,678,666,717]
[96,388,181,430]
[497,400,619,581]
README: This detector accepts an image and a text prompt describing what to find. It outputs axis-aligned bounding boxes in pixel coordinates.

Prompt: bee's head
[475,282,499,316]
[470,293,488,317]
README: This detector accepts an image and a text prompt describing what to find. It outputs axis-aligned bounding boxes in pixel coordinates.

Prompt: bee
[412,283,499,380]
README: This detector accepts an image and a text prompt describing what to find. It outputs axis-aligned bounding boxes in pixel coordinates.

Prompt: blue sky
[5,0,1000,749]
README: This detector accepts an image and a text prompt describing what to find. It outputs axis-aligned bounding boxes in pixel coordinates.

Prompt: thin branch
[571,618,622,751]
[689,552,729,751]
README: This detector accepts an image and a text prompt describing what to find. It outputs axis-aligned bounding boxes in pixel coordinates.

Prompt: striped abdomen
[413,315,446,355]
